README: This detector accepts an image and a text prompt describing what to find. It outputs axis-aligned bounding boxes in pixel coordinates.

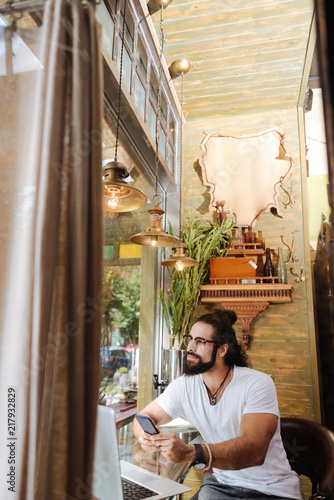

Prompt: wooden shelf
[227,243,265,256]
[200,282,293,349]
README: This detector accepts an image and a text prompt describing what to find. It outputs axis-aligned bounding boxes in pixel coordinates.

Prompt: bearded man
[133,309,303,500]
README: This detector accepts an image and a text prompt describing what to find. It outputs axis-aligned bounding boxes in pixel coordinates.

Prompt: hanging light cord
[179,72,184,242]
[154,7,164,200]
[115,0,127,163]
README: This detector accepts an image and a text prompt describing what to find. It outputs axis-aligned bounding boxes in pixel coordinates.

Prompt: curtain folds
[0,1,103,498]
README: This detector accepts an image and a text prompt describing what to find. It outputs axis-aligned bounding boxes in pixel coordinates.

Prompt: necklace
[203,366,231,406]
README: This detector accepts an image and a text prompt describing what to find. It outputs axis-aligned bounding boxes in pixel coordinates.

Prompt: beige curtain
[0,1,103,498]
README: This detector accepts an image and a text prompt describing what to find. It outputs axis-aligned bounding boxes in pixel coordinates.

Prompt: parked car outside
[125,343,137,353]
[100,347,132,376]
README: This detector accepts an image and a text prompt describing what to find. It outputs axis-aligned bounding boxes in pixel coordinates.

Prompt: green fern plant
[160,215,234,349]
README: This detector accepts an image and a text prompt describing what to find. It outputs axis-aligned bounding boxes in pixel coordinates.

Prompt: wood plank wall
[182,106,321,421]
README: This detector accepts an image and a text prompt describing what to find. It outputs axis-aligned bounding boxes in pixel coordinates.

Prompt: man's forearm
[202,436,267,471]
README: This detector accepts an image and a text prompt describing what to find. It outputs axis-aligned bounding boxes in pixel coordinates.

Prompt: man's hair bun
[212,308,237,326]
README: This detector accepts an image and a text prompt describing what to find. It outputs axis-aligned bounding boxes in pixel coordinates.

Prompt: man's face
[184,322,219,376]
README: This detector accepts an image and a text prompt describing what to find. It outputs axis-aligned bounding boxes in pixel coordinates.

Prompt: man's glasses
[182,335,220,348]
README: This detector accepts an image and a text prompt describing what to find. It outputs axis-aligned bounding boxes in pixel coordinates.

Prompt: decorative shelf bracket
[200,283,293,349]
[222,301,270,349]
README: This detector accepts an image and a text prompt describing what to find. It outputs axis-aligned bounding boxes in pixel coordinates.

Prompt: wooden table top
[107,401,137,429]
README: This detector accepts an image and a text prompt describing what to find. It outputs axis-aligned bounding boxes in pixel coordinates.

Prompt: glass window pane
[161,93,167,128]
[148,101,156,141]
[120,0,134,51]
[150,69,158,107]
[169,114,175,146]
[168,144,174,174]
[101,109,157,400]
[109,0,116,13]
[136,35,148,81]
[134,73,146,119]
[117,45,132,92]
[159,127,166,160]
[96,2,115,58]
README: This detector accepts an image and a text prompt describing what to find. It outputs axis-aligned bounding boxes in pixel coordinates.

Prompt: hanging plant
[159,215,234,349]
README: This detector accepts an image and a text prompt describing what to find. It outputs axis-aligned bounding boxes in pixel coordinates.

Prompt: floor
[180,468,204,500]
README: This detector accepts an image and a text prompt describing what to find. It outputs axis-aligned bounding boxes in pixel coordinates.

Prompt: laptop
[93,405,192,500]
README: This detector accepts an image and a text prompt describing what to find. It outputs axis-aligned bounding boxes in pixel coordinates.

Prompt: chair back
[280,417,334,499]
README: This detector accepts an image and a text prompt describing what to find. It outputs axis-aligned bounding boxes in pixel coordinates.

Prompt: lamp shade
[103,160,147,213]
[161,242,198,270]
[147,0,173,15]
[168,59,191,79]
[130,206,179,247]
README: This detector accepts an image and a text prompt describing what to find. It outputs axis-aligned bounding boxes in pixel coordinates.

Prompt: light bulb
[107,192,119,209]
[175,260,185,271]
[151,237,158,247]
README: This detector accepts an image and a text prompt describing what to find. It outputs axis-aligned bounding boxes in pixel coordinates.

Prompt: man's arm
[133,400,173,437]
[203,413,277,470]
[150,412,277,469]
[132,400,175,455]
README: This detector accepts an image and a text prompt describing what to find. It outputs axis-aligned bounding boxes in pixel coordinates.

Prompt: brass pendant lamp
[103,0,147,213]
[130,3,178,247]
[162,60,198,271]
[147,0,173,15]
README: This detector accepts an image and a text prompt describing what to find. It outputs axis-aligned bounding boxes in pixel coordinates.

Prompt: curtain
[0,1,103,498]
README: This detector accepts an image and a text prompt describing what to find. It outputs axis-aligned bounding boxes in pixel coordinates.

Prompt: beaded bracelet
[203,442,213,470]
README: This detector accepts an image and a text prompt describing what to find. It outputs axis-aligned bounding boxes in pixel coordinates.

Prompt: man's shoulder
[234,366,273,384]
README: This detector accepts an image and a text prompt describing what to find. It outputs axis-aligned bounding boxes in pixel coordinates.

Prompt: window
[100,106,159,401]
[96,1,116,60]
[136,34,148,81]
[98,0,182,408]
[120,0,134,52]
[133,72,146,119]
[117,42,132,91]
[96,0,180,177]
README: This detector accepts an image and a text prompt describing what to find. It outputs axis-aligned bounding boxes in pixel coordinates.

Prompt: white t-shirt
[156,366,303,499]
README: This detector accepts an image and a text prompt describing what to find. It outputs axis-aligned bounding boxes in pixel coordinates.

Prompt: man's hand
[138,431,161,455]
[148,432,196,463]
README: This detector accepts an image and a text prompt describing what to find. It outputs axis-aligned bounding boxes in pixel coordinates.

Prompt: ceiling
[152,0,315,121]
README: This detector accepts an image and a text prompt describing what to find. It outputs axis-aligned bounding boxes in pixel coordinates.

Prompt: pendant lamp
[103,161,147,212]
[147,0,173,15]
[161,60,198,271]
[130,195,179,247]
[130,3,178,247]
[103,0,147,213]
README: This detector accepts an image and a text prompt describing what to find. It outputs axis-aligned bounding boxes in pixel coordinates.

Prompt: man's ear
[218,343,229,358]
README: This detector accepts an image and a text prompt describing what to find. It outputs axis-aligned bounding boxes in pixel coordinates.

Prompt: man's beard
[184,345,218,376]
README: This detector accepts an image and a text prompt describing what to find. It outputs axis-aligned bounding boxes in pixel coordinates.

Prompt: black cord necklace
[203,366,231,406]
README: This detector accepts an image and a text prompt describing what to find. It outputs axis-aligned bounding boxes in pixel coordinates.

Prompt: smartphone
[135,414,160,435]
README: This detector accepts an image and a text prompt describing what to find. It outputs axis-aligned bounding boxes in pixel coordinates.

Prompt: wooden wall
[182,106,321,421]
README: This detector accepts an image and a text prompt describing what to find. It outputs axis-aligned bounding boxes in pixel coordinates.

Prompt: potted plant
[159,215,234,352]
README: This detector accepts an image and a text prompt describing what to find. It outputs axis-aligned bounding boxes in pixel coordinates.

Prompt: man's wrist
[192,444,207,470]
[188,443,197,463]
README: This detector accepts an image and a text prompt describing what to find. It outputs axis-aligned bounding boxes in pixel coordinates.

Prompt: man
[133,309,303,500]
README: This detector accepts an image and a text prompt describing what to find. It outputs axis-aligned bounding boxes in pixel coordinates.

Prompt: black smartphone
[135,414,160,435]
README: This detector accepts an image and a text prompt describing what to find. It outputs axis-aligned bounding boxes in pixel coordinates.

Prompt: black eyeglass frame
[182,334,221,347]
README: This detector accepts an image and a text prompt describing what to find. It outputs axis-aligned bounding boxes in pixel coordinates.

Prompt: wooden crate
[210,257,256,284]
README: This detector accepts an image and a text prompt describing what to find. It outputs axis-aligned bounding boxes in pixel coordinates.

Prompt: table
[119,420,201,487]
[107,402,137,429]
